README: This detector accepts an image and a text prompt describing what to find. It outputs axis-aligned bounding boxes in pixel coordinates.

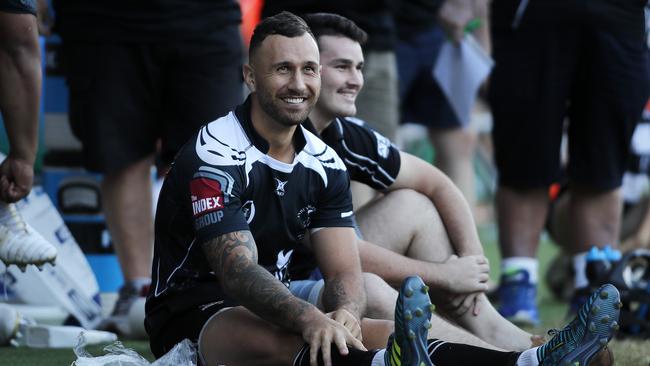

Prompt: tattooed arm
[310,227,367,320]
[201,230,366,364]
[201,230,313,331]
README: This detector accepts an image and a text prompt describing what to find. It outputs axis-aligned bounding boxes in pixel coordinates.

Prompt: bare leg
[429,127,478,207]
[199,307,305,366]
[351,181,377,213]
[568,186,622,254]
[357,190,534,351]
[101,154,154,281]
[356,189,451,262]
[362,272,504,351]
[496,187,548,258]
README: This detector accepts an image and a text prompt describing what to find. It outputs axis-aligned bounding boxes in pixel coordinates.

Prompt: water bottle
[586,246,608,287]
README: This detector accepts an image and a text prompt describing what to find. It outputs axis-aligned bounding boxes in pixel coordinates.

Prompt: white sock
[372,349,386,366]
[572,252,589,289]
[516,347,539,366]
[502,257,539,283]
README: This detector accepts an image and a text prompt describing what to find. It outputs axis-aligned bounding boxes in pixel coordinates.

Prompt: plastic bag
[72,335,197,366]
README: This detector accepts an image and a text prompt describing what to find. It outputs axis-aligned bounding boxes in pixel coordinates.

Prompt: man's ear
[243,64,256,92]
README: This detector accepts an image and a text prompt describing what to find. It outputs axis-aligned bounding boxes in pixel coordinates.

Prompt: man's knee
[363,272,397,319]
[199,307,298,366]
[385,189,441,226]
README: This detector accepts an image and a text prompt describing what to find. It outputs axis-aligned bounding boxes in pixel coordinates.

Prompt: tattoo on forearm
[201,231,312,331]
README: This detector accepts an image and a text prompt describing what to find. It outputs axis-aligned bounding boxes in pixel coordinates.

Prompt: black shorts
[397,25,461,129]
[0,0,36,15]
[489,4,650,190]
[145,294,240,359]
[63,27,243,174]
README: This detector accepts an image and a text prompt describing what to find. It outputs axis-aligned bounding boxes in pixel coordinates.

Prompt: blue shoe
[537,284,621,366]
[498,269,540,326]
[385,276,435,366]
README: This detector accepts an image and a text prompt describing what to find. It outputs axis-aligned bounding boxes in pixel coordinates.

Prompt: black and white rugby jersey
[290,116,402,280]
[146,97,354,314]
[317,117,402,191]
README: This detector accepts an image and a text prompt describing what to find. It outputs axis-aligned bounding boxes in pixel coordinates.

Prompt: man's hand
[437,0,475,42]
[0,156,33,202]
[301,310,367,366]
[326,309,362,343]
[433,291,482,318]
[439,255,489,294]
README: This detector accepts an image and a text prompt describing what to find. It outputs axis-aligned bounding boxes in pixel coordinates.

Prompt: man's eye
[278,66,289,72]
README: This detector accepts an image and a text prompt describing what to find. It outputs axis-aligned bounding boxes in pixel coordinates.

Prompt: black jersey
[146,97,354,317]
[291,117,402,279]
[318,117,402,191]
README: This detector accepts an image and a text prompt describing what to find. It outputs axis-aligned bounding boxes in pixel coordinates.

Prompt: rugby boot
[537,284,621,366]
[0,203,57,270]
[385,276,435,366]
[99,282,148,336]
[498,268,540,326]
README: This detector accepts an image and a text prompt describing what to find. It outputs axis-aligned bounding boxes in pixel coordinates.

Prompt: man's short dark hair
[302,13,368,46]
[249,11,315,61]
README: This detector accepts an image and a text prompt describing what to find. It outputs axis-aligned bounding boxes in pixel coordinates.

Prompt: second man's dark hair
[249,11,315,61]
[302,13,368,46]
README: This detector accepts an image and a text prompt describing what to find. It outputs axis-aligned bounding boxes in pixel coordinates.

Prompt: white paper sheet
[433,35,494,126]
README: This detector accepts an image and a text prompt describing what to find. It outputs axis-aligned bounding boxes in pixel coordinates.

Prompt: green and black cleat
[537,283,621,366]
[385,276,435,366]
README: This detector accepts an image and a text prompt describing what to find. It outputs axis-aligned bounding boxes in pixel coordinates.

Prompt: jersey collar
[235,95,310,154]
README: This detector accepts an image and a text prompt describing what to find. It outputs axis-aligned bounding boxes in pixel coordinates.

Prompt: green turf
[2,223,648,365]
[1,340,154,366]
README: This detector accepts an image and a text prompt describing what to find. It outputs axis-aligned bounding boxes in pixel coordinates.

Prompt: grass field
[2,223,649,365]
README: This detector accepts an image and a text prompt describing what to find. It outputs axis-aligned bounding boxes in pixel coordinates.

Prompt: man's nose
[288,71,307,92]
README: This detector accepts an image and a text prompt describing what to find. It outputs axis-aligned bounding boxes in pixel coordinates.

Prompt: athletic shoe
[99,282,148,335]
[0,203,57,270]
[537,284,621,366]
[498,269,540,326]
[385,276,435,366]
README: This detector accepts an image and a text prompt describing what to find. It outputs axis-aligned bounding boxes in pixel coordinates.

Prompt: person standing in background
[0,0,57,268]
[53,0,244,333]
[395,0,490,207]
[489,0,650,325]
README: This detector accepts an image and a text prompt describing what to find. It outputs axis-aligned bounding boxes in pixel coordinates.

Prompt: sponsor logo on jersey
[190,172,232,217]
[374,131,390,159]
[274,178,288,196]
[194,211,225,230]
[190,167,235,218]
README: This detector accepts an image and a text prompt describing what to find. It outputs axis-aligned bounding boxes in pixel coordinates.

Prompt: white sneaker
[0,203,57,270]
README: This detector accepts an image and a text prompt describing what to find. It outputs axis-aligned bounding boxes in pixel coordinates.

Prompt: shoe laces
[0,204,27,235]
[538,290,594,362]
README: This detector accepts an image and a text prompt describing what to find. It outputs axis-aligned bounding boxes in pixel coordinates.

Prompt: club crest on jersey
[274,178,288,196]
[297,205,316,229]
